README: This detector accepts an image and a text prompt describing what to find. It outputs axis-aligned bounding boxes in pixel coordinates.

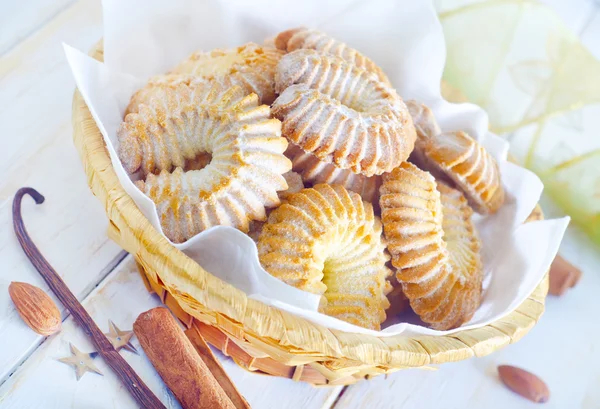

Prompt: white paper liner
[64,0,569,337]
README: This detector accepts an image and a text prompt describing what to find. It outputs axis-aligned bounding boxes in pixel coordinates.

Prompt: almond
[498,365,549,403]
[9,282,61,336]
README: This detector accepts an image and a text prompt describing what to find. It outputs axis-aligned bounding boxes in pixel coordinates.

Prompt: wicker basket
[71,43,549,386]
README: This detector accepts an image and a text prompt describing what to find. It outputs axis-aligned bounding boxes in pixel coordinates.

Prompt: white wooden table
[1,1,599,408]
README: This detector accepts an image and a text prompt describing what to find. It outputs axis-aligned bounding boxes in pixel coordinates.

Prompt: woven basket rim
[71,42,548,369]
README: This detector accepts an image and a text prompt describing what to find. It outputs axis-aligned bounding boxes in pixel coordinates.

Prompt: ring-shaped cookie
[274,27,391,86]
[285,143,381,204]
[379,162,482,330]
[126,43,283,114]
[119,82,252,176]
[124,84,291,243]
[406,100,505,214]
[258,184,391,330]
[273,50,416,177]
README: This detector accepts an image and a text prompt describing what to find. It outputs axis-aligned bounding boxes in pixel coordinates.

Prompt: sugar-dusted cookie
[273,50,416,177]
[126,43,283,115]
[274,27,391,85]
[379,162,483,330]
[129,86,291,243]
[119,82,249,175]
[258,184,392,330]
[285,143,381,204]
[406,101,505,214]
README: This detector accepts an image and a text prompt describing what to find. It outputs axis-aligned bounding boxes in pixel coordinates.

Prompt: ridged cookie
[273,50,416,177]
[126,43,283,114]
[258,184,391,330]
[171,43,283,105]
[414,130,505,215]
[285,143,381,204]
[379,162,483,330]
[406,101,504,214]
[279,171,305,201]
[245,171,304,243]
[118,82,250,176]
[130,89,291,243]
[405,100,442,140]
[274,27,391,85]
[126,74,196,116]
[433,182,483,328]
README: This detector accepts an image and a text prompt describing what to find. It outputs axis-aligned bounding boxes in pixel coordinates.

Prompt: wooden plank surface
[1,0,599,408]
[0,0,124,383]
[0,0,75,56]
[0,257,342,409]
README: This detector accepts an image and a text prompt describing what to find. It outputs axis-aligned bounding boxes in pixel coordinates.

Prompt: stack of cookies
[117,27,505,331]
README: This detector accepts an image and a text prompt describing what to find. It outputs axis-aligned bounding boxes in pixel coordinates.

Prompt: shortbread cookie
[407,101,504,214]
[258,184,391,330]
[413,130,505,214]
[126,74,195,115]
[379,162,482,330]
[246,172,303,243]
[126,75,248,117]
[119,83,252,175]
[126,43,283,115]
[263,35,277,49]
[170,43,283,105]
[405,100,442,140]
[274,27,391,85]
[130,90,291,243]
[285,143,381,204]
[273,50,416,177]
[279,171,305,200]
[433,182,483,328]
[407,100,504,214]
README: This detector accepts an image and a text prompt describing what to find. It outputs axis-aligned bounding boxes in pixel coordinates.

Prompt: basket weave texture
[71,43,549,385]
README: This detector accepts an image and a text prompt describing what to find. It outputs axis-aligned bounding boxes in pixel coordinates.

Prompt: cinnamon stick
[134,308,236,409]
[185,326,250,409]
[549,255,582,296]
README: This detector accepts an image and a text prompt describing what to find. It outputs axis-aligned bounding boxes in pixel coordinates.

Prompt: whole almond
[9,282,61,336]
[498,365,549,403]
